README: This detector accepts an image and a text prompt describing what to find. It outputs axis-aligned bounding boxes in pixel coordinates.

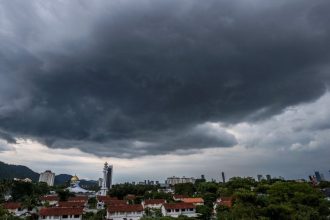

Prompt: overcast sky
[0,0,330,183]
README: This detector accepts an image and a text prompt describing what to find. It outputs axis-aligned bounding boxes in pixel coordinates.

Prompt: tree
[88,197,97,209]
[196,205,212,220]
[56,189,74,201]
[174,183,195,196]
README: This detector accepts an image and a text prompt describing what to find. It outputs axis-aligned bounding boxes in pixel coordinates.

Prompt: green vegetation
[0,174,329,220]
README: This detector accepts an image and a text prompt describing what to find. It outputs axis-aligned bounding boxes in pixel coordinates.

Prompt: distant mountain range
[0,161,97,186]
[0,161,40,181]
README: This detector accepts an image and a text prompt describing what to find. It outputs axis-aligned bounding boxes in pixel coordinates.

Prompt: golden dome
[71,175,79,182]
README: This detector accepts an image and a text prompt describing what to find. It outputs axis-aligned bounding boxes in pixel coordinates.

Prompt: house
[58,201,86,208]
[172,195,188,201]
[3,202,28,216]
[96,196,120,209]
[40,195,59,206]
[161,203,197,218]
[107,204,144,220]
[213,197,233,214]
[181,198,204,206]
[142,199,166,209]
[39,207,84,220]
[215,197,233,208]
[68,196,88,203]
[125,194,136,201]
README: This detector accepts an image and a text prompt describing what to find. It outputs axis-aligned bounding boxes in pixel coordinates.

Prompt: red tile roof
[182,198,204,204]
[173,195,188,200]
[217,197,233,208]
[40,195,59,201]
[108,204,143,213]
[68,196,88,202]
[106,200,128,206]
[39,208,84,216]
[58,201,86,208]
[3,202,21,210]
[163,203,195,209]
[125,194,136,200]
[144,199,166,205]
[97,196,118,202]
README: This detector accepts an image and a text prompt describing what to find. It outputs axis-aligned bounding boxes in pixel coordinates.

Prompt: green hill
[0,161,39,181]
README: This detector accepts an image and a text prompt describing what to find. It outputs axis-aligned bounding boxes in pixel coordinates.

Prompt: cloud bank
[0,0,330,157]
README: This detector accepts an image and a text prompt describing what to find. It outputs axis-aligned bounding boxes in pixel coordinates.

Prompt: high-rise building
[106,165,113,189]
[257,174,263,182]
[221,172,226,183]
[166,176,196,185]
[99,161,114,196]
[98,178,103,187]
[266,174,271,181]
[315,171,322,182]
[39,170,55,186]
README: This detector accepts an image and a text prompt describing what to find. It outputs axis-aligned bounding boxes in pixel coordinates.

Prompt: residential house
[39,207,84,220]
[107,204,144,220]
[161,203,197,218]
[3,202,28,216]
[181,198,204,206]
[40,195,59,206]
[142,199,166,209]
[172,195,188,202]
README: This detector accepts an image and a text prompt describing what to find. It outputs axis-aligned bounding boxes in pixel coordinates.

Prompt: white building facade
[161,203,197,218]
[166,176,196,185]
[39,170,55,186]
[107,205,144,220]
[99,162,113,196]
[39,208,83,220]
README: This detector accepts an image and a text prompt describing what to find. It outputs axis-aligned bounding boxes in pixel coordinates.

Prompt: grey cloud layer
[0,0,330,157]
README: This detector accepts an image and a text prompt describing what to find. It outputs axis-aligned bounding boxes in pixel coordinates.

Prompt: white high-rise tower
[100,162,109,196]
[39,170,55,186]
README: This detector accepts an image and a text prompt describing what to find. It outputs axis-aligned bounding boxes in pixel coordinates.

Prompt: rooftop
[39,208,84,216]
[108,204,143,213]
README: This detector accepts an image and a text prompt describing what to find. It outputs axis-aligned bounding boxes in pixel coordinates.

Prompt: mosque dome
[71,175,79,183]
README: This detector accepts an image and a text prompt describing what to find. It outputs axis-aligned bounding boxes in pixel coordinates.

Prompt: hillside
[0,161,98,188]
[0,161,39,181]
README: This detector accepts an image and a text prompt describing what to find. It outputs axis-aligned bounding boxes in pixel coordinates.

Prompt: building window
[74,215,80,218]
[189,208,194,211]
[167,209,171,212]
[181,209,185,211]
[62,215,68,218]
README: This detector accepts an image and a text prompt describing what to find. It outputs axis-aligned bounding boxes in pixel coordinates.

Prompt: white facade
[161,205,197,218]
[39,214,82,220]
[107,211,143,220]
[99,162,113,196]
[166,176,196,185]
[99,162,109,196]
[39,170,55,186]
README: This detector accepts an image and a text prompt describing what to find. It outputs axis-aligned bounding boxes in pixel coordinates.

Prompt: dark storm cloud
[0,0,330,157]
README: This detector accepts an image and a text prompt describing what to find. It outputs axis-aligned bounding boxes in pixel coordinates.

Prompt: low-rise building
[181,198,204,206]
[142,199,166,209]
[214,197,233,214]
[40,195,59,206]
[173,195,189,201]
[161,203,197,218]
[107,204,144,220]
[39,207,84,220]
[3,202,28,216]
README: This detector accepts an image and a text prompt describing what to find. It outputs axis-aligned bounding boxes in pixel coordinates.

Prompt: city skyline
[1,0,330,183]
